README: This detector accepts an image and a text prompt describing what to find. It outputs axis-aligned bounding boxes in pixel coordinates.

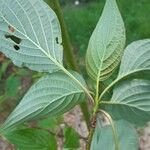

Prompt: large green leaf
[86,0,125,81]
[101,79,150,125]
[0,71,86,133]
[0,0,63,72]
[0,0,91,103]
[5,128,57,150]
[91,120,139,150]
[100,39,150,99]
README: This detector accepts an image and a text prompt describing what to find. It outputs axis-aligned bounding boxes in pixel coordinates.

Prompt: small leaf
[64,127,80,149]
[0,0,63,73]
[91,120,139,150]
[101,79,150,125]
[86,0,125,81]
[100,39,150,99]
[0,71,86,133]
[5,128,57,150]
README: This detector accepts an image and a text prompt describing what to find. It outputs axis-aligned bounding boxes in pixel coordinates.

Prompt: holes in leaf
[14,45,20,51]
[5,34,21,44]
[55,37,62,46]
[5,34,22,51]
[56,37,59,44]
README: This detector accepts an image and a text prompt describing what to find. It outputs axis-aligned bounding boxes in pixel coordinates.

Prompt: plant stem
[86,112,97,150]
[47,0,77,70]
[46,0,91,130]
[86,71,102,149]
[86,127,95,150]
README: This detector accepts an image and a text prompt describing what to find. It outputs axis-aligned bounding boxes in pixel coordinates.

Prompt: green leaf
[64,127,80,149]
[100,39,150,99]
[0,0,92,103]
[91,120,139,150]
[5,128,57,150]
[118,39,150,78]
[5,75,21,97]
[101,79,150,125]
[38,116,63,129]
[100,40,150,125]
[0,0,63,73]
[86,0,125,81]
[0,71,86,133]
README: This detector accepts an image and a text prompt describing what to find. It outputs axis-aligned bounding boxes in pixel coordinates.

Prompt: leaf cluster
[0,0,149,149]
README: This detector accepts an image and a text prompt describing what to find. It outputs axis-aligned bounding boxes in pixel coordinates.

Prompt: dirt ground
[140,123,150,150]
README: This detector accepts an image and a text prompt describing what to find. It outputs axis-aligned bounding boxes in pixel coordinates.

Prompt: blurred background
[0,0,150,149]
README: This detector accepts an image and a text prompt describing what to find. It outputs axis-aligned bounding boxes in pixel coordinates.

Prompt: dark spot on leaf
[56,37,59,44]
[5,34,21,44]
[8,25,15,32]
[14,45,20,51]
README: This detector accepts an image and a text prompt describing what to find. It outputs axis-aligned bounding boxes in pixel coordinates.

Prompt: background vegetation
[0,0,149,149]
[63,0,150,71]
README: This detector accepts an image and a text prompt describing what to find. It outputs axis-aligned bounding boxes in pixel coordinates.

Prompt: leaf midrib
[0,8,93,101]
[95,2,119,102]
[101,101,148,112]
[1,90,84,132]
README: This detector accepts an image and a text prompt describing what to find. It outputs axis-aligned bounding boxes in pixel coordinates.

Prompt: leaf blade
[100,39,150,99]
[0,0,63,72]
[0,71,86,133]
[91,120,139,150]
[5,128,57,150]
[86,0,126,81]
[64,127,80,149]
[101,79,150,125]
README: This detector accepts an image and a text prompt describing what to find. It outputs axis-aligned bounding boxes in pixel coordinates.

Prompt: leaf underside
[86,0,126,81]
[102,79,150,125]
[0,71,86,133]
[101,39,150,125]
[118,39,150,78]
[91,120,139,150]
[0,0,63,73]
[100,39,150,100]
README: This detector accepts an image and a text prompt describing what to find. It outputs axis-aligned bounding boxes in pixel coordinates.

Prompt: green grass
[118,0,150,43]
[63,0,150,61]
[63,2,104,58]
